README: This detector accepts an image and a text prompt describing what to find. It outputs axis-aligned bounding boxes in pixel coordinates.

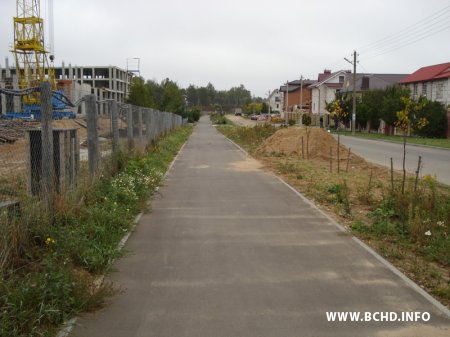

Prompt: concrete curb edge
[223,134,450,319]
[56,135,191,337]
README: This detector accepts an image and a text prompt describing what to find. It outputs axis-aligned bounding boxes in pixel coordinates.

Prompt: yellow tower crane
[12,0,56,99]
[8,0,73,119]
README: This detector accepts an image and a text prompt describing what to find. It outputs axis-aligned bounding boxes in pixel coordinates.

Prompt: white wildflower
[424,230,431,236]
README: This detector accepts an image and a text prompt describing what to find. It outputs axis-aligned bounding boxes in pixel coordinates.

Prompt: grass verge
[333,130,450,149]
[210,113,233,126]
[0,125,193,337]
[217,123,450,308]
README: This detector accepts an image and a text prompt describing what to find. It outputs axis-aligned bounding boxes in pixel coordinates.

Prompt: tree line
[127,77,255,119]
[326,85,448,138]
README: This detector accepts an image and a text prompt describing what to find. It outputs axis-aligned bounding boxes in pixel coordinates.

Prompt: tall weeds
[0,125,193,336]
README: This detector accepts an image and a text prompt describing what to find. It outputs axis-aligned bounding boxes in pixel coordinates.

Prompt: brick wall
[285,88,312,111]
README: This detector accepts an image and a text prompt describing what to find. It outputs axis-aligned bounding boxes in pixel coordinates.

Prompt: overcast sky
[0,0,449,97]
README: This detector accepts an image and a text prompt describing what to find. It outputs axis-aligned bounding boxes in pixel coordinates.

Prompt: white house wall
[407,79,450,106]
[311,86,337,116]
[311,88,319,114]
[269,90,282,112]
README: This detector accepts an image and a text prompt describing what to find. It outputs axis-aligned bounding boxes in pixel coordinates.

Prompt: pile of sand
[257,127,366,165]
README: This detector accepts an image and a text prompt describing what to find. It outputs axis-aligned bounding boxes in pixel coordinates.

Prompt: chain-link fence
[0,82,186,222]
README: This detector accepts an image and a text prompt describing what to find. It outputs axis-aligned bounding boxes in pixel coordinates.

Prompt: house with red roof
[399,62,450,106]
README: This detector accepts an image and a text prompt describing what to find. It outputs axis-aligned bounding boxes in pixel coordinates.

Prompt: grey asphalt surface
[335,135,450,185]
[71,117,449,337]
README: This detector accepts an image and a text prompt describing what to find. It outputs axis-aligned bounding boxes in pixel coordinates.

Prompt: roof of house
[268,89,279,99]
[288,79,315,86]
[342,73,409,92]
[308,70,350,88]
[318,72,333,82]
[399,62,450,84]
[279,80,315,93]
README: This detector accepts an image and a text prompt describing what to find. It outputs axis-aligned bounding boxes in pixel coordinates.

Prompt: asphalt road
[336,135,450,185]
[70,117,449,337]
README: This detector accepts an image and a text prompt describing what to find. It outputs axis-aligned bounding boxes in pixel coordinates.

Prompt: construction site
[0,0,185,208]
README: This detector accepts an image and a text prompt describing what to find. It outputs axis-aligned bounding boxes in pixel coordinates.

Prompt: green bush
[187,109,201,123]
[413,101,447,138]
[210,114,228,125]
[327,181,351,215]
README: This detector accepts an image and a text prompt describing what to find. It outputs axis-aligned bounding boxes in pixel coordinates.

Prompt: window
[422,83,427,96]
[436,82,444,100]
[276,104,279,109]
[339,76,344,83]
[413,83,418,96]
[361,77,370,90]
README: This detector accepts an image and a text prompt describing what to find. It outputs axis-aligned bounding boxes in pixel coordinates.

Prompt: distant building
[268,89,283,112]
[308,69,350,127]
[0,58,132,115]
[399,62,450,106]
[53,63,132,104]
[279,79,315,113]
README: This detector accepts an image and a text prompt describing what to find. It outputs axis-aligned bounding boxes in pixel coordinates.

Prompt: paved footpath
[71,117,449,337]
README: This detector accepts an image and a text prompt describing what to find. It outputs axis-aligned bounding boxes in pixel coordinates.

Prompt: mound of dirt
[257,127,366,165]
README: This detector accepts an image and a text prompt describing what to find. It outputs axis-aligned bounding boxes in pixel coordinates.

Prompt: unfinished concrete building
[1,58,132,116]
[54,64,131,102]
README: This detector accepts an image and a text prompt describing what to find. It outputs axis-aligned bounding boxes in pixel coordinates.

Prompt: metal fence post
[111,100,119,156]
[86,94,99,175]
[127,105,134,150]
[40,82,55,208]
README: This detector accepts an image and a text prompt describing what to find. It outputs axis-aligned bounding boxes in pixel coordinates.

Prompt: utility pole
[300,75,303,125]
[285,80,289,124]
[299,75,303,112]
[344,51,358,135]
[267,90,271,119]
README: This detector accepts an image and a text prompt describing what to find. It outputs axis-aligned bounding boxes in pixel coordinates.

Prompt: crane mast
[12,0,56,105]
[8,0,75,119]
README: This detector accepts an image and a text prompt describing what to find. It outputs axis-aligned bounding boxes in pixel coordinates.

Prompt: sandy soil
[257,127,366,164]
[226,115,261,127]
[0,117,117,188]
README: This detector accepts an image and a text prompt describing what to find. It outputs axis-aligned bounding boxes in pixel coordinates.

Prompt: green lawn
[333,131,450,149]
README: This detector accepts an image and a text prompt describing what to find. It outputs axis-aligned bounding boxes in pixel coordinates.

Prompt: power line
[358,5,450,53]
[363,24,450,61]
[360,14,449,56]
